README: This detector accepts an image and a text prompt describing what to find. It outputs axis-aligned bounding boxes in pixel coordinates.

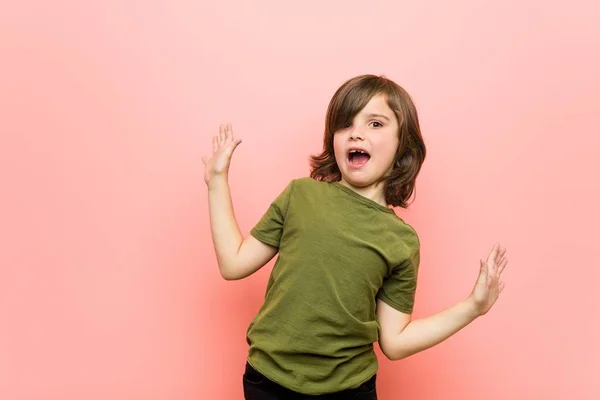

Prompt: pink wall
[2,1,599,399]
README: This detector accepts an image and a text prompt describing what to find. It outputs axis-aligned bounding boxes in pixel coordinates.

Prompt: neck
[339,179,388,207]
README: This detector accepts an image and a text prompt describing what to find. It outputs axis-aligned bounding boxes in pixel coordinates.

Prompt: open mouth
[348,149,371,167]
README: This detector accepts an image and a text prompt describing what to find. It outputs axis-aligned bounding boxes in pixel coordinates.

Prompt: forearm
[388,298,480,360]
[207,176,243,276]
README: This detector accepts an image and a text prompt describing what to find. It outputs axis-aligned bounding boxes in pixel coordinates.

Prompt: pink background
[1,1,599,399]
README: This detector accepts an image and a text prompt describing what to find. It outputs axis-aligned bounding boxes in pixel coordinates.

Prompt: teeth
[350,150,365,154]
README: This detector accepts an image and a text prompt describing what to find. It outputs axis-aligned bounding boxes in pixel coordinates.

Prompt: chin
[341,176,377,189]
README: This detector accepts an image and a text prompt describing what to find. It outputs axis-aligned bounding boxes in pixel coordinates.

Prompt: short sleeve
[377,236,420,314]
[250,180,295,248]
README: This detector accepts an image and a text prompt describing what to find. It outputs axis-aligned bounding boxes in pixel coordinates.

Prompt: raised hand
[202,124,242,185]
[469,243,507,316]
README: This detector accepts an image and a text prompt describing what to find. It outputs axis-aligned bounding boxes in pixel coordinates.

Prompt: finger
[482,259,495,288]
[497,247,506,263]
[487,243,500,263]
[479,259,488,283]
[487,244,500,274]
[496,253,506,268]
[498,258,508,275]
[202,155,208,165]
[499,281,506,293]
[219,124,226,145]
[225,137,243,157]
[212,136,218,152]
[226,123,233,142]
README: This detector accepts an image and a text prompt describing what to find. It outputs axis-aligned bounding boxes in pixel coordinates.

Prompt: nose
[349,126,364,140]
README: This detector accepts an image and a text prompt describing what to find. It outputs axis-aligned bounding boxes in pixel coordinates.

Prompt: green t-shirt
[246,177,420,395]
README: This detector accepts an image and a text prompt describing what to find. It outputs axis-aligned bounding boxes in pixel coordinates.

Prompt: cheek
[373,137,399,163]
[332,136,344,159]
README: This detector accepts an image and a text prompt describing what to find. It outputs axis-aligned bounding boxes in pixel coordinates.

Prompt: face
[333,94,399,203]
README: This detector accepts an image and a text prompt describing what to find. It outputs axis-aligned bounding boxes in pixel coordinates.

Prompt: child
[203,75,507,399]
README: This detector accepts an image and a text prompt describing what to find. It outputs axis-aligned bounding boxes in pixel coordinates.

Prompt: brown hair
[309,74,426,208]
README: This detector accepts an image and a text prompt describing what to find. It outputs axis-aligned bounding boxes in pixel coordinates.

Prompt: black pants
[243,362,378,400]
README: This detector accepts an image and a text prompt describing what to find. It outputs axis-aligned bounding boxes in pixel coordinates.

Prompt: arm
[378,244,507,361]
[377,297,479,360]
[204,124,278,280]
[207,177,278,280]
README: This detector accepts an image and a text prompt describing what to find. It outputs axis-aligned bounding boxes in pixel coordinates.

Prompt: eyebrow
[366,113,391,121]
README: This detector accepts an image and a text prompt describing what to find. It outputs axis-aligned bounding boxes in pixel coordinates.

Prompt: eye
[344,121,352,128]
[369,121,384,128]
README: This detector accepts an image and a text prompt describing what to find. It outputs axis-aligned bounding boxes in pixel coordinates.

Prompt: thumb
[202,155,208,165]
[226,138,243,155]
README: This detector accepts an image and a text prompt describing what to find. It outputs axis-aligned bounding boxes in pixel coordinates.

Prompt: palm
[203,124,242,184]
[470,244,507,316]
